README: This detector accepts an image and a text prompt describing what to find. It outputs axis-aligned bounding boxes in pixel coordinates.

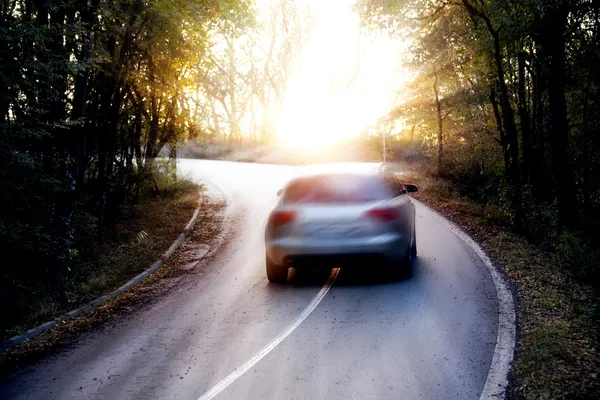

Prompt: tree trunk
[169,145,177,181]
[461,0,522,228]
[210,99,221,140]
[72,0,101,191]
[144,60,160,170]
[517,51,532,184]
[434,68,443,176]
[461,0,520,184]
[493,34,520,187]
[227,38,239,143]
[0,0,13,120]
[542,1,578,228]
[97,149,107,240]
[581,81,590,234]
[580,10,598,235]
[134,108,143,169]
[491,85,510,176]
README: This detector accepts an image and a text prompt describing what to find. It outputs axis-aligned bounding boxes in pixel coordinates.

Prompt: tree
[357,0,600,237]
[0,0,253,331]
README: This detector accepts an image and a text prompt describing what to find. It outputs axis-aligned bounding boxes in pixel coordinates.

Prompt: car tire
[400,250,413,279]
[388,249,412,280]
[410,226,417,258]
[266,255,288,283]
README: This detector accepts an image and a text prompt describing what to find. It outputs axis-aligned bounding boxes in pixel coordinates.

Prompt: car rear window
[283,174,386,204]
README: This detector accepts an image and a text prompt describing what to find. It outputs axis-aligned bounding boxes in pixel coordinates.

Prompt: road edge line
[416,200,516,400]
[1,187,213,352]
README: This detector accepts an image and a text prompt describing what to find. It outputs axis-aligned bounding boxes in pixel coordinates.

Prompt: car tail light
[363,207,397,222]
[268,210,296,227]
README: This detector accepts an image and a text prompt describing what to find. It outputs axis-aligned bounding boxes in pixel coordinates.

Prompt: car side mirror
[405,184,419,193]
[277,189,283,196]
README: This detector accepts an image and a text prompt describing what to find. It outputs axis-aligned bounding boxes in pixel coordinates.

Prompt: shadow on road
[285,258,425,287]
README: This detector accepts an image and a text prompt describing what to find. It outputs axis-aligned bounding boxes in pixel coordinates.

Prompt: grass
[406,174,600,400]
[3,179,201,342]
[488,232,599,399]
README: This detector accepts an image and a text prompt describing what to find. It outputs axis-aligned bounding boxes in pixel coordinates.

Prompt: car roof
[293,162,386,179]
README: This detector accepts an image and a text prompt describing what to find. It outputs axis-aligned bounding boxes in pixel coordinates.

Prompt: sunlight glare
[271,0,408,148]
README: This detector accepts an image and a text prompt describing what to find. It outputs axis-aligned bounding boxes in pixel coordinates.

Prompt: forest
[1,0,599,364]
[357,0,600,279]
[0,0,272,332]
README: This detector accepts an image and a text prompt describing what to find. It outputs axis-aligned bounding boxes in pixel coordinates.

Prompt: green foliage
[0,0,252,334]
[360,0,600,282]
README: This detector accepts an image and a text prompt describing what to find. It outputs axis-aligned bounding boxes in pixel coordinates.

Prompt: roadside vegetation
[0,1,252,340]
[2,174,201,341]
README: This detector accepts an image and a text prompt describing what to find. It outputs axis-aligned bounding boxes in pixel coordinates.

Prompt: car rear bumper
[266,233,407,267]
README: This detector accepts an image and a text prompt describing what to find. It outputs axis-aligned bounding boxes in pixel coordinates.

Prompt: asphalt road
[0,160,501,400]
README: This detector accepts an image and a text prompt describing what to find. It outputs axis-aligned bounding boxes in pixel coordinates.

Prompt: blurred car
[264,163,418,283]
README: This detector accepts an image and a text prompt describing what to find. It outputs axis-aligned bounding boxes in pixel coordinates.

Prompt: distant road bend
[0,160,506,400]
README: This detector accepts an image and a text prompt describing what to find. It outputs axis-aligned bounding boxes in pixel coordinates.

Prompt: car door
[382,168,413,247]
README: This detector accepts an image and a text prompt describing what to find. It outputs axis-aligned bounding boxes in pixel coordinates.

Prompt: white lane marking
[418,201,516,400]
[196,268,340,400]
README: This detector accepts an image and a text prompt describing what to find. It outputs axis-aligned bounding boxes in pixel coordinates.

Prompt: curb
[1,189,207,353]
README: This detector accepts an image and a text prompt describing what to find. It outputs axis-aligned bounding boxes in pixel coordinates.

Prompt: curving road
[0,160,503,400]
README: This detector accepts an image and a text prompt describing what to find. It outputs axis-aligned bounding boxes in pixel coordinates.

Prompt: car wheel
[400,249,413,279]
[388,249,412,280]
[266,255,288,283]
[410,226,417,258]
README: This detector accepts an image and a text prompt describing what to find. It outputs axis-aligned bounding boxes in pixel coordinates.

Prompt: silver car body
[265,163,416,268]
